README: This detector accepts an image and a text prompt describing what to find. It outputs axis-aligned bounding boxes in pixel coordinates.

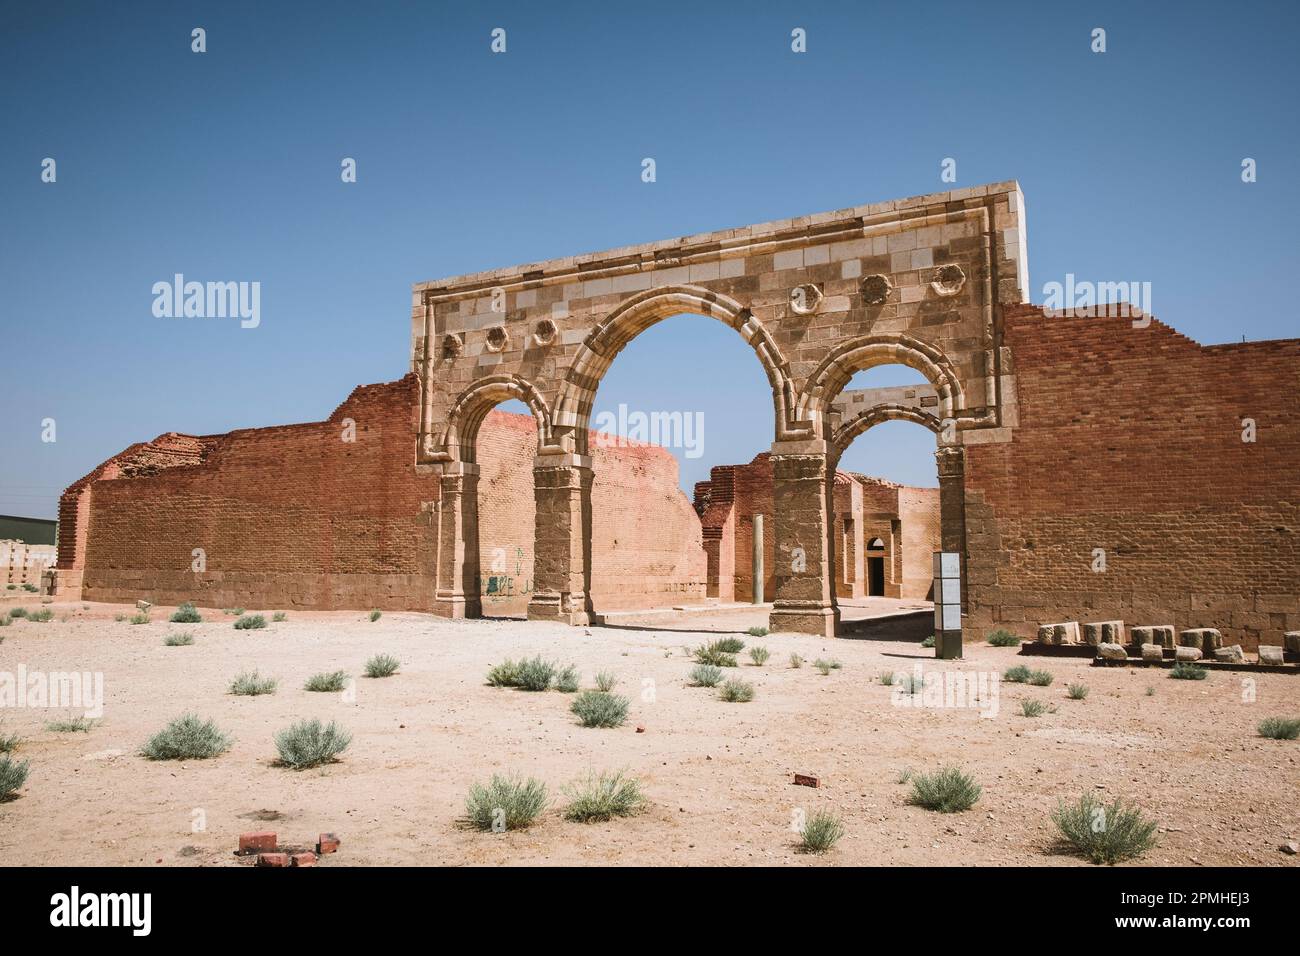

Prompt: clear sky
[2,0,1297,518]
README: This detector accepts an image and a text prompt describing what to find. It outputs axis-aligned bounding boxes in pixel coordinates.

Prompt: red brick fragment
[793,773,820,788]
[316,832,340,855]
[256,852,289,868]
[238,831,277,854]
[291,852,317,867]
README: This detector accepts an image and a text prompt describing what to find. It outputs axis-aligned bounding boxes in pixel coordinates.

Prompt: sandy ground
[1,597,1297,867]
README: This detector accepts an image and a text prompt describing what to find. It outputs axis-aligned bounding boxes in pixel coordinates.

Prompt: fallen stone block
[1258,645,1285,665]
[1175,646,1203,662]
[1141,643,1164,662]
[290,852,317,868]
[1098,642,1127,660]
[1285,632,1300,653]
[316,833,340,855]
[1213,645,1244,663]
[1132,625,1175,648]
[1037,621,1080,645]
[1083,621,1124,646]
[238,831,277,855]
[256,852,289,868]
[1180,628,1222,653]
[793,773,820,788]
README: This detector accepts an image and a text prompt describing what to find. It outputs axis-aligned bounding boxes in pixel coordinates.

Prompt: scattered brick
[238,831,276,855]
[793,773,820,788]
[316,833,340,855]
[256,852,289,868]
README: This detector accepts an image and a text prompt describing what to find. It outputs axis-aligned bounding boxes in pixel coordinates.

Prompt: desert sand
[0,597,1296,867]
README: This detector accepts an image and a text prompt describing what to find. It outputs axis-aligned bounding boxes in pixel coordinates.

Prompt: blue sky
[2,0,1297,518]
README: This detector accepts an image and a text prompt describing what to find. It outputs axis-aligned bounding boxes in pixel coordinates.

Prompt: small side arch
[798,333,965,440]
[831,403,943,457]
[438,374,553,464]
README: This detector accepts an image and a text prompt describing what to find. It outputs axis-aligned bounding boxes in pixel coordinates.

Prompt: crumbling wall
[964,305,1300,650]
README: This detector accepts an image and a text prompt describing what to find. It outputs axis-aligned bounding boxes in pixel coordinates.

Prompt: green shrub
[0,755,30,800]
[1027,670,1054,686]
[594,670,617,693]
[987,629,1021,647]
[1003,664,1032,683]
[113,614,126,622]
[908,766,981,813]
[554,665,579,693]
[486,659,522,687]
[746,626,769,638]
[29,609,54,623]
[141,714,231,760]
[789,653,803,669]
[229,670,278,696]
[0,726,20,752]
[515,656,556,691]
[693,642,738,668]
[570,690,629,728]
[897,673,923,695]
[272,611,287,622]
[128,611,150,625]
[368,609,382,622]
[8,608,28,619]
[163,632,194,647]
[1257,716,1300,740]
[47,717,95,733]
[748,646,770,666]
[798,810,845,854]
[715,637,746,653]
[1145,686,1156,696]
[364,653,400,678]
[813,658,841,676]
[1067,683,1090,700]
[690,664,723,687]
[233,613,266,630]
[222,607,243,616]
[274,718,351,769]
[878,671,896,686]
[0,613,10,627]
[1170,662,1207,680]
[22,583,38,593]
[1052,793,1158,864]
[719,679,755,703]
[920,635,935,649]
[563,770,646,822]
[1020,699,1047,717]
[465,773,547,831]
[304,670,348,692]
[169,602,202,624]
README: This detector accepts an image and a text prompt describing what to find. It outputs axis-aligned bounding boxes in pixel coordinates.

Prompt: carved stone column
[432,462,481,619]
[527,453,595,625]
[936,444,968,613]
[768,439,840,638]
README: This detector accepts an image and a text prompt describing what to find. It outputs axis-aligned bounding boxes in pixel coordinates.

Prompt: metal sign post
[932,552,963,659]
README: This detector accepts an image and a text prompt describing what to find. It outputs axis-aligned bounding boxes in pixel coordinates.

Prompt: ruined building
[56,182,1300,647]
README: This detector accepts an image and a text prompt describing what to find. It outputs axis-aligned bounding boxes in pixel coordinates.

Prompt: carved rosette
[485,326,509,353]
[533,318,557,346]
[931,264,966,297]
[442,333,463,359]
[788,283,823,316]
[860,273,893,305]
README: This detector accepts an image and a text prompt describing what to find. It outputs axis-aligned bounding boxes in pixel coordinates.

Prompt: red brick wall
[60,380,705,613]
[964,305,1300,649]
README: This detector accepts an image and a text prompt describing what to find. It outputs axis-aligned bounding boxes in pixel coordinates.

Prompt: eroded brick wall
[60,381,706,613]
[964,306,1300,649]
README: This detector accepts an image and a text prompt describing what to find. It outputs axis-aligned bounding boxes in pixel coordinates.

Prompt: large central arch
[412,181,1029,634]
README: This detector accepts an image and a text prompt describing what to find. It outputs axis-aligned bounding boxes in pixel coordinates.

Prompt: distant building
[0,514,58,589]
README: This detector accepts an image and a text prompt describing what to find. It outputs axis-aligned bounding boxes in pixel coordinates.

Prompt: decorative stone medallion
[931,264,966,297]
[533,318,558,346]
[860,273,893,305]
[788,283,823,315]
[485,326,509,353]
[442,333,463,359]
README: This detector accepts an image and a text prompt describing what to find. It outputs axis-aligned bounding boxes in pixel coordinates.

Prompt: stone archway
[431,374,552,619]
[413,181,1028,635]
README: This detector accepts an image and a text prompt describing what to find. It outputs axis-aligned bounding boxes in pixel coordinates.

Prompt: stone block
[1131,625,1175,648]
[1285,632,1300,653]
[1180,628,1222,653]
[1097,642,1127,660]
[1213,645,1244,663]
[1037,621,1080,645]
[1140,643,1164,662]
[1174,646,1203,662]
[1258,645,1285,665]
[1083,620,1124,645]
